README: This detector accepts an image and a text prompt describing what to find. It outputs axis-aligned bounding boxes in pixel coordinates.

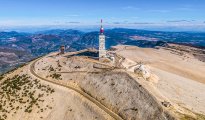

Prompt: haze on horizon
[0,0,205,32]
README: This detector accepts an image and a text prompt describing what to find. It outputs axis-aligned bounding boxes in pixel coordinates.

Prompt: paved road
[30,57,123,120]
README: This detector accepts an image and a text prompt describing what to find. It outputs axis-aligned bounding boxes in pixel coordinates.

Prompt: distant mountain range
[1,28,205,74]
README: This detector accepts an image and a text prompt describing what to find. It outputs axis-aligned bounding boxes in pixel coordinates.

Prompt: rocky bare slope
[0,56,114,120]
[113,45,205,119]
[1,46,205,120]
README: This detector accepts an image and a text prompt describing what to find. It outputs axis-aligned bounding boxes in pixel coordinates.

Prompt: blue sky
[0,0,205,31]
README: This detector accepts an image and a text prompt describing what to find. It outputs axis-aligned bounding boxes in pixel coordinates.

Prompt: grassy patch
[50,73,62,80]
[48,66,55,72]
[0,74,55,119]
[0,75,4,81]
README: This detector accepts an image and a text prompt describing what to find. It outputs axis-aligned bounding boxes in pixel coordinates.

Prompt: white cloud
[176,4,196,11]
[65,21,81,24]
[130,22,154,25]
[131,16,139,19]
[65,14,80,17]
[167,20,195,23]
[122,6,139,10]
[147,9,170,13]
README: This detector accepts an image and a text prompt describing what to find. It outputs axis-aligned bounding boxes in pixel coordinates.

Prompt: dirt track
[30,57,123,120]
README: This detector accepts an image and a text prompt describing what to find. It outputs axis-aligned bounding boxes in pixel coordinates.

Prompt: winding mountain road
[29,57,123,120]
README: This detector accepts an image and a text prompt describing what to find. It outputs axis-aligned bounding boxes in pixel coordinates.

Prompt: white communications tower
[99,19,106,59]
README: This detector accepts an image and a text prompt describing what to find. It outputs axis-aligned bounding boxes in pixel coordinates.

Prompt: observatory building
[99,19,106,60]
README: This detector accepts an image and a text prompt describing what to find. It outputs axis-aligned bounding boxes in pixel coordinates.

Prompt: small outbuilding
[60,45,65,54]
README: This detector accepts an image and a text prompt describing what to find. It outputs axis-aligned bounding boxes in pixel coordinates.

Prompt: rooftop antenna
[101,19,103,28]
[100,19,104,34]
